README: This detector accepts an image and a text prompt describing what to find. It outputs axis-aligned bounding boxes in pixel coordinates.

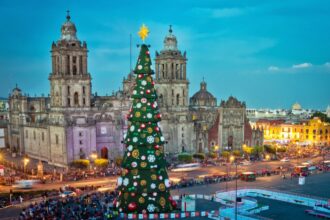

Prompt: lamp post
[229,155,238,220]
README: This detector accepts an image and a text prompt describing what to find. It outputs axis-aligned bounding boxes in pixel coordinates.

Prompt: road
[0,157,323,193]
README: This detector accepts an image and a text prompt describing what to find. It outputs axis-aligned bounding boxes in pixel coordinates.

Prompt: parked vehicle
[171,163,201,172]
[280,158,290,162]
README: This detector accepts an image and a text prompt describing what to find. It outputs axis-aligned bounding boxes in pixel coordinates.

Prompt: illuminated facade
[255,117,330,146]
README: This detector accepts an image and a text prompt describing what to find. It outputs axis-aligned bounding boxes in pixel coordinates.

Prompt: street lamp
[23,156,29,174]
[230,155,238,220]
[90,152,98,170]
[265,154,270,161]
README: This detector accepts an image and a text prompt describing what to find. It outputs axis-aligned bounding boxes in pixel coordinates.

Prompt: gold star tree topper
[138,24,149,42]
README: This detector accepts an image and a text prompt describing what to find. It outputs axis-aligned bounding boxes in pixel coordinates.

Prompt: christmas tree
[116,25,176,214]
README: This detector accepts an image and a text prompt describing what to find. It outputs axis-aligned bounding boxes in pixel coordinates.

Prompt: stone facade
[7,16,263,166]
[7,14,130,167]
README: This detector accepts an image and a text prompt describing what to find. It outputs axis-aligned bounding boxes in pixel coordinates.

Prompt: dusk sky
[0,0,329,109]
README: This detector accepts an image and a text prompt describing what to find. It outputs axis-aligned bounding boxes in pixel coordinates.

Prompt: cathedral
[7,13,262,167]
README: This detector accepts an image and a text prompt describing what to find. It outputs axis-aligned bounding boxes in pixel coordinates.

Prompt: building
[255,117,330,146]
[7,13,130,167]
[6,14,262,166]
[0,98,8,149]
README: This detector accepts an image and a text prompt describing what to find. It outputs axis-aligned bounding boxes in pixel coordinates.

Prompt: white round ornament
[148,155,156,163]
[147,136,154,144]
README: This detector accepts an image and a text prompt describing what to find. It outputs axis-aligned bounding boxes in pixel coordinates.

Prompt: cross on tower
[66,10,70,21]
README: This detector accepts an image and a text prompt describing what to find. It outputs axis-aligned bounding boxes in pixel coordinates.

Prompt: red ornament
[154,145,160,149]
[157,114,162,119]
[152,81,155,85]
[155,127,160,131]
[146,51,150,55]
[128,202,137,211]
[146,89,151,94]
[138,74,143,78]
[171,200,177,209]
[130,192,136,197]
[140,123,146,128]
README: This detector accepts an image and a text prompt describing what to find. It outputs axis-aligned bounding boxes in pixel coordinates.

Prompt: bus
[240,172,256,182]
[171,163,201,172]
[12,180,38,189]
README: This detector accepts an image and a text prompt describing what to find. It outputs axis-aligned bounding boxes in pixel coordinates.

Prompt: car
[240,160,251,166]
[60,191,77,198]
[280,158,290,162]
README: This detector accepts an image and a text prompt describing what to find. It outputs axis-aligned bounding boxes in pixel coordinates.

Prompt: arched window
[74,92,79,106]
[67,98,71,106]
[176,94,180,106]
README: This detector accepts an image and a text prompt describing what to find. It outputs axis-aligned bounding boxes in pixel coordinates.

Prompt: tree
[178,153,193,163]
[233,150,242,157]
[242,145,254,157]
[116,44,175,213]
[311,112,330,123]
[221,151,230,160]
[252,146,264,158]
[193,153,206,161]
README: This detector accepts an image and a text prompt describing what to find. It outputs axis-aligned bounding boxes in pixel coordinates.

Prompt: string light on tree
[116,24,175,213]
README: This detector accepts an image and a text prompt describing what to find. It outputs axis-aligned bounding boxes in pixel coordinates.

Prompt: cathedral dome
[190,80,217,107]
[163,25,178,51]
[292,102,302,110]
[60,11,78,41]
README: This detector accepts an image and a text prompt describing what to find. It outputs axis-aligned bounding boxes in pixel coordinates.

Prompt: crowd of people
[19,191,118,220]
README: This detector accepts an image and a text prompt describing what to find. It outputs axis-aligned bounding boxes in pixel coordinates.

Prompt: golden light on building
[256,117,330,146]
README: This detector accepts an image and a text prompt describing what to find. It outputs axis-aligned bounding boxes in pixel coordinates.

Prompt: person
[19,195,23,203]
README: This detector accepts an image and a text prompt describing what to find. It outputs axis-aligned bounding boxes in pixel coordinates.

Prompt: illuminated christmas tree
[116,25,176,213]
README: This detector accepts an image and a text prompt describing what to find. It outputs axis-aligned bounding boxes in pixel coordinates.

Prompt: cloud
[324,62,330,67]
[268,66,279,71]
[292,62,312,69]
[190,7,250,18]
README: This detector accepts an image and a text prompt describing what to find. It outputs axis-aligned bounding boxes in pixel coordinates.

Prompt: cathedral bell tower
[49,11,91,111]
[155,26,189,110]
[154,26,194,154]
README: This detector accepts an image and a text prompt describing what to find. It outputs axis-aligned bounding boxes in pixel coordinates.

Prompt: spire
[66,10,71,21]
[200,79,207,91]
[169,25,173,33]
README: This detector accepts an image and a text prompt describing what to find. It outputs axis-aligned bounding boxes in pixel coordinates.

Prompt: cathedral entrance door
[228,135,233,150]
[101,147,108,159]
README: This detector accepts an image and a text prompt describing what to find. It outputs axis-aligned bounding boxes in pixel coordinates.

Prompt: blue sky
[0,0,329,109]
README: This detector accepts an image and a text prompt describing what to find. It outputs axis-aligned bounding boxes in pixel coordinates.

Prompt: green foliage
[264,145,276,154]
[233,150,242,157]
[276,146,287,153]
[178,153,193,163]
[311,111,330,123]
[94,158,109,167]
[208,152,218,159]
[221,151,230,159]
[70,159,90,169]
[117,44,174,213]
[251,146,264,158]
[242,145,254,155]
[193,153,206,160]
